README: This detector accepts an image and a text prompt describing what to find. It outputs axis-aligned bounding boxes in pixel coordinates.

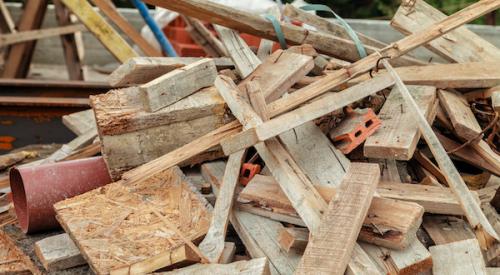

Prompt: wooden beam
[34,233,86,272]
[382,59,499,249]
[0,24,87,47]
[145,0,500,120]
[53,0,84,80]
[220,73,395,155]
[295,163,379,275]
[60,0,138,63]
[198,150,246,263]
[2,0,48,78]
[438,89,482,140]
[108,56,233,86]
[214,25,261,78]
[364,85,436,160]
[139,58,217,112]
[430,239,488,275]
[391,0,500,63]
[90,0,161,57]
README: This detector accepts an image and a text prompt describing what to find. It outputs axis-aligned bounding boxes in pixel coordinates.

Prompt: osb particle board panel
[54,166,212,275]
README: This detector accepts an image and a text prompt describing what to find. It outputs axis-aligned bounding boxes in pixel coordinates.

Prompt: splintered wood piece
[60,0,138,63]
[215,75,327,233]
[239,49,314,102]
[34,233,86,272]
[361,239,432,275]
[295,163,379,275]
[278,227,309,253]
[108,57,233,86]
[220,73,395,155]
[62,109,97,136]
[214,25,261,78]
[54,166,211,274]
[139,58,217,112]
[90,0,161,57]
[422,215,475,245]
[438,89,482,141]
[0,150,37,170]
[239,175,423,249]
[382,59,499,249]
[2,0,48,78]
[0,24,87,48]
[364,85,436,160]
[202,161,300,275]
[0,230,41,274]
[391,0,500,63]
[162,257,270,275]
[430,239,487,275]
[198,150,246,263]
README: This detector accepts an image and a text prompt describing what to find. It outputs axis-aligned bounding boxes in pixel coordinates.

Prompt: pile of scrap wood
[2,0,500,274]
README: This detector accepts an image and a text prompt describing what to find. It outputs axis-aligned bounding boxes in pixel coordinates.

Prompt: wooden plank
[62,109,97,136]
[0,230,41,274]
[422,215,475,245]
[198,150,246,263]
[43,129,97,163]
[53,0,84,81]
[183,16,226,57]
[214,25,261,78]
[0,96,89,107]
[214,75,327,234]
[364,85,436,160]
[139,58,217,112]
[239,175,423,249]
[430,239,487,275]
[382,59,499,249]
[295,163,379,275]
[0,24,87,47]
[144,0,500,119]
[163,258,270,275]
[219,242,236,264]
[108,56,233,86]
[54,166,211,274]
[220,73,395,155]
[90,0,161,57]
[60,0,138,63]
[346,244,383,275]
[391,0,500,63]
[238,49,314,102]
[0,0,15,34]
[2,0,48,78]
[0,150,36,170]
[361,239,432,275]
[201,161,301,275]
[278,227,309,253]
[34,233,86,272]
[438,89,482,140]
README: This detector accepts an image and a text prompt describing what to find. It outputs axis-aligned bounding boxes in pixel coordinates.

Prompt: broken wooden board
[430,239,488,275]
[438,89,482,141]
[0,230,40,274]
[295,163,379,274]
[162,257,270,274]
[61,0,138,63]
[391,0,500,63]
[239,175,423,249]
[201,160,301,275]
[215,25,261,78]
[108,57,234,87]
[54,166,211,274]
[422,215,475,245]
[62,109,97,136]
[35,233,86,272]
[361,239,432,275]
[140,58,217,112]
[364,85,436,160]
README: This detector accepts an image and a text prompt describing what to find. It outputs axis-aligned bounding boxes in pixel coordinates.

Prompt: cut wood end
[475,225,499,250]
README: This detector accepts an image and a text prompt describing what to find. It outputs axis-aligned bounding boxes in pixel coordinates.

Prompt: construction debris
[0,0,500,274]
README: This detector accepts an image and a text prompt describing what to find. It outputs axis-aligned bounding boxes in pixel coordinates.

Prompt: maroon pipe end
[10,156,112,234]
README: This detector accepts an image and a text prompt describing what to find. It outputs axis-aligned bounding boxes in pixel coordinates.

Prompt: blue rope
[301,4,367,58]
[263,14,287,50]
[130,0,178,57]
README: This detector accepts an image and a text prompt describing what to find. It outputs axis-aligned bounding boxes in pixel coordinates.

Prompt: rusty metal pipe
[10,156,111,233]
